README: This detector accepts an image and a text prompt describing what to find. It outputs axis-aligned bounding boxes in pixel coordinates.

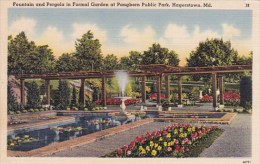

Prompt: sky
[8,9,252,66]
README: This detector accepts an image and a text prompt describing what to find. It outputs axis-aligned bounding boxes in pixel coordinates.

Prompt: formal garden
[7,31,252,157]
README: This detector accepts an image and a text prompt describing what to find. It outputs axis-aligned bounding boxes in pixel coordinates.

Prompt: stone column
[165,75,170,100]
[101,77,107,107]
[20,79,25,106]
[45,79,51,105]
[177,76,183,107]
[212,73,217,108]
[218,75,224,105]
[156,75,162,105]
[79,78,85,106]
[141,76,146,103]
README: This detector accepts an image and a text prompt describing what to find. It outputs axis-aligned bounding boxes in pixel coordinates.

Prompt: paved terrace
[48,114,251,157]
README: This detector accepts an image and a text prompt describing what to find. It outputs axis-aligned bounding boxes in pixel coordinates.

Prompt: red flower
[117,148,123,155]
[180,147,185,153]
[162,130,167,136]
[174,145,180,151]
[123,145,128,151]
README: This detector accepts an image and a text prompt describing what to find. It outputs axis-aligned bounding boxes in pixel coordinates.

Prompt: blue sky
[9,9,252,65]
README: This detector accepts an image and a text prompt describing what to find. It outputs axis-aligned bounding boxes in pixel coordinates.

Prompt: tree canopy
[102,54,120,70]
[8,32,55,74]
[186,38,238,67]
[142,43,179,66]
[74,31,103,71]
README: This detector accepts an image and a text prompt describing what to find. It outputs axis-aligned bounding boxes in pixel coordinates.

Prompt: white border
[1,0,259,164]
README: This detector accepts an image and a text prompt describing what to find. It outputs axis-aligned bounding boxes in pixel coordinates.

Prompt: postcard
[0,0,260,164]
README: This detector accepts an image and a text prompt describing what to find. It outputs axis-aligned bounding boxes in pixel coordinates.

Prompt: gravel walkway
[49,114,251,157]
[199,114,251,157]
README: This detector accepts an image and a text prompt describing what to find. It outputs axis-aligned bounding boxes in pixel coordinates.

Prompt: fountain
[114,70,135,121]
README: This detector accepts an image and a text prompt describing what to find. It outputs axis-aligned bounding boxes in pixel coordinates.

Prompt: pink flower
[127,150,131,156]
[167,147,172,152]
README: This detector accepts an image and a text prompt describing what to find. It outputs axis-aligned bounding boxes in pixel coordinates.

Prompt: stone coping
[7,118,153,157]
[154,112,237,124]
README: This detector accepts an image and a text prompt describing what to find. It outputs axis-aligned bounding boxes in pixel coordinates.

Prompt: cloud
[120,25,156,49]
[222,23,241,39]
[9,17,37,36]
[71,23,107,44]
[35,26,73,56]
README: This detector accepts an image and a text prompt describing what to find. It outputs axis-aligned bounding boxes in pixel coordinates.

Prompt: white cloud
[9,17,37,36]
[71,23,107,44]
[35,26,73,56]
[222,23,241,39]
[120,25,156,49]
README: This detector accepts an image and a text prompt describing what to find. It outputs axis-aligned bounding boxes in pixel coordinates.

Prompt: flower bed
[150,93,166,100]
[200,91,240,106]
[105,124,222,157]
[95,98,141,105]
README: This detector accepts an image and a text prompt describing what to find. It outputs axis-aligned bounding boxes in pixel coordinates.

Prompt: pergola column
[45,79,51,105]
[141,76,146,103]
[79,78,85,106]
[177,76,183,106]
[212,73,217,108]
[165,75,170,100]
[218,75,224,105]
[101,77,107,107]
[156,74,162,105]
[20,79,25,106]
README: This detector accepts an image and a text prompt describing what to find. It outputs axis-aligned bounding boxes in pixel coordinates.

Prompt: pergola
[17,64,252,109]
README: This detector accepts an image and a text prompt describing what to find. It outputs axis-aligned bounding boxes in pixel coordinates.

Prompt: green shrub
[16,111,21,114]
[22,110,28,113]
[240,76,252,108]
[29,109,34,112]
[84,108,88,111]
[34,109,39,112]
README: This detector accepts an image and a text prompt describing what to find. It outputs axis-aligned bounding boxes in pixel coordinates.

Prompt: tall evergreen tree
[71,85,77,106]
[74,31,103,71]
[7,84,18,111]
[57,80,71,109]
[26,81,41,108]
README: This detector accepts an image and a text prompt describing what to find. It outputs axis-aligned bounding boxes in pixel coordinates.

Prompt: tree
[26,45,55,74]
[55,53,78,72]
[240,76,252,109]
[142,43,179,66]
[102,54,119,70]
[120,51,143,70]
[71,85,77,106]
[74,31,103,71]
[234,51,252,65]
[187,38,238,67]
[8,32,56,74]
[7,84,18,111]
[57,80,71,109]
[26,81,41,108]
[186,38,239,81]
[8,32,36,74]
